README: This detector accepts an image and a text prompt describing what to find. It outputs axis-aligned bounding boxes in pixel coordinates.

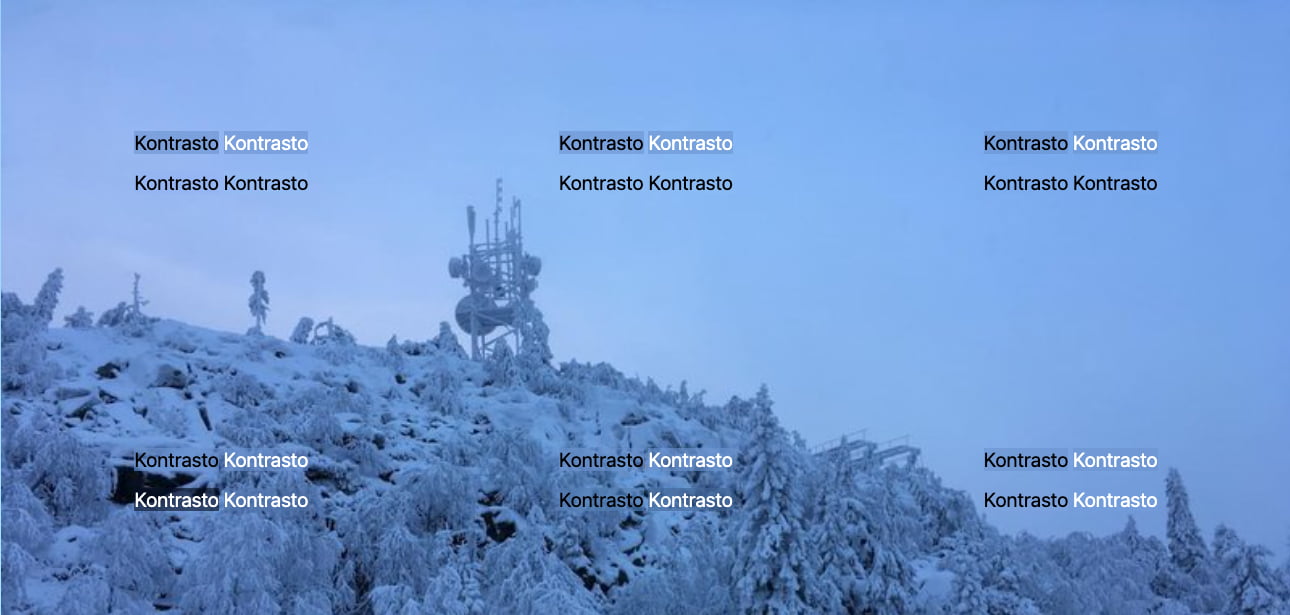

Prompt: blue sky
[3,1,1288,555]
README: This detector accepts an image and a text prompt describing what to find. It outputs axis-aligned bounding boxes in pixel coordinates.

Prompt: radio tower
[447,179,543,360]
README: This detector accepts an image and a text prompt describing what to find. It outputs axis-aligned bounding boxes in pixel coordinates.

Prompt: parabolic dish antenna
[454,294,514,336]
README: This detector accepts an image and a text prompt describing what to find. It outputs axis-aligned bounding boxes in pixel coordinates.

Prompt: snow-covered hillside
[2,271,1288,614]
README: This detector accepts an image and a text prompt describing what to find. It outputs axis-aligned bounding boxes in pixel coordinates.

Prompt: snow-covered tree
[91,511,176,610]
[291,316,315,343]
[733,387,814,614]
[313,317,355,345]
[131,272,148,314]
[248,270,270,332]
[24,429,111,524]
[399,460,479,533]
[64,306,93,328]
[1213,525,1288,614]
[0,318,55,392]
[179,512,286,613]
[483,509,601,614]
[96,301,128,327]
[1166,468,1208,575]
[423,550,486,615]
[1,271,64,392]
[612,518,733,615]
[56,567,111,615]
[486,339,520,387]
[1,468,50,612]
[434,321,466,357]
[811,443,868,612]
[517,302,553,367]
[943,531,991,615]
[865,541,920,614]
[1,542,36,612]
[32,267,63,325]
[96,273,155,335]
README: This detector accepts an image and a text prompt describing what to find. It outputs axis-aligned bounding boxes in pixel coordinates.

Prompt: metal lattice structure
[448,179,543,360]
[812,429,921,469]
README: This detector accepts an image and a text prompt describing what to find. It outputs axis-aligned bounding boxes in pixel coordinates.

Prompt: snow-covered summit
[2,272,1287,614]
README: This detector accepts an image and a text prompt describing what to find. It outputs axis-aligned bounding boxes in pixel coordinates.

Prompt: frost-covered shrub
[609,526,732,615]
[92,511,175,605]
[485,340,519,387]
[559,360,628,389]
[340,490,414,586]
[180,512,285,613]
[298,409,345,450]
[290,316,315,344]
[313,317,356,345]
[215,371,273,408]
[270,387,355,450]
[483,513,602,614]
[160,328,199,354]
[96,274,156,336]
[57,566,113,615]
[516,304,552,367]
[1,335,57,393]
[525,366,580,401]
[220,406,281,447]
[399,461,479,533]
[484,430,553,513]
[63,306,94,328]
[313,318,357,364]
[96,278,156,336]
[1,542,36,611]
[148,400,191,437]
[96,301,130,327]
[374,524,434,591]
[1,469,53,554]
[423,552,486,615]
[396,338,432,356]
[433,321,467,358]
[1,276,62,393]
[271,386,356,422]
[335,426,384,472]
[24,430,111,524]
[4,409,48,468]
[414,369,464,416]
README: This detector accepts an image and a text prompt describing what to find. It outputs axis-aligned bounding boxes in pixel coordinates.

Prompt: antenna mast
[447,178,543,360]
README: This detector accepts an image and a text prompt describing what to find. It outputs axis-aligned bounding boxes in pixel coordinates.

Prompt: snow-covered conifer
[487,339,520,387]
[291,316,315,343]
[517,303,553,366]
[733,387,814,614]
[33,267,63,325]
[435,321,466,357]
[1165,468,1209,574]
[248,270,270,332]
[811,443,868,612]
[1213,525,1288,614]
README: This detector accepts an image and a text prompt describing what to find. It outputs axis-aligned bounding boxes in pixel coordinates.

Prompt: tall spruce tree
[1165,468,1208,575]
[811,443,867,612]
[733,387,814,614]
